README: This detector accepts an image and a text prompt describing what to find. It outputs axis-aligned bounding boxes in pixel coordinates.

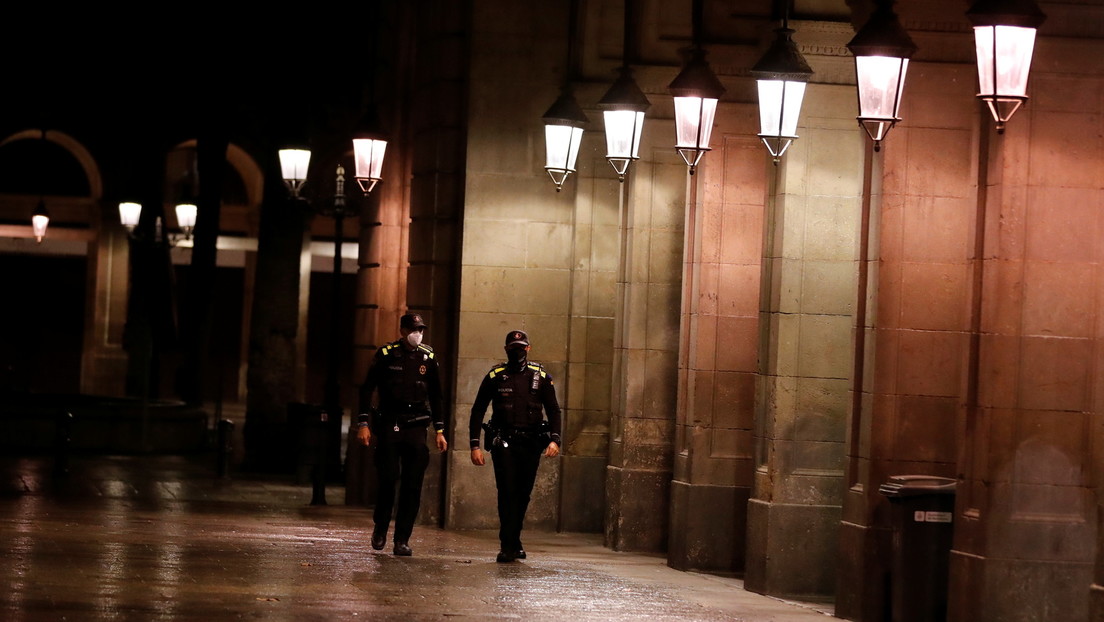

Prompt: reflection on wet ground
[0,454,832,621]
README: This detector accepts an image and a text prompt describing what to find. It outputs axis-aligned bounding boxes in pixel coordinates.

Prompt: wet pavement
[0,453,834,621]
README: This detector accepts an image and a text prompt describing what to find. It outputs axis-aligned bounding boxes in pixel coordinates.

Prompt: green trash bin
[879,475,956,622]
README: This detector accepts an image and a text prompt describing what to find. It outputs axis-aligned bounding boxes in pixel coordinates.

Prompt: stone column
[668,104,765,573]
[559,123,621,533]
[445,0,580,530]
[81,199,130,397]
[605,117,685,552]
[948,42,1102,622]
[745,84,863,597]
[835,60,979,620]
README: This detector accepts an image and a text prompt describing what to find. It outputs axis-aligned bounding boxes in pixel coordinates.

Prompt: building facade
[2,1,1102,621]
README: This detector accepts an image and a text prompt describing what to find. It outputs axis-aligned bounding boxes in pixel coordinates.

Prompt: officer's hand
[436,432,448,453]
[471,448,485,466]
[544,441,560,458]
[356,426,371,447]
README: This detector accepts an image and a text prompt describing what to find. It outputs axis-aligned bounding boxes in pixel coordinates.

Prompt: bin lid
[877,474,956,498]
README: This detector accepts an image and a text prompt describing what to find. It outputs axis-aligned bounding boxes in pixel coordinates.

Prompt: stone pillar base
[949,551,1092,622]
[667,479,748,573]
[561,455,606,532]
[605,464,670,552]
[833,519,890,622]
[745,498,842,601]
[1091,583,1104,622]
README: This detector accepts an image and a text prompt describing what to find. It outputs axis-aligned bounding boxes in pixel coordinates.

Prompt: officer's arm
[426,357,447,435]
[356,351,385,445]
[541,373,563,448]
[469,375,494,449]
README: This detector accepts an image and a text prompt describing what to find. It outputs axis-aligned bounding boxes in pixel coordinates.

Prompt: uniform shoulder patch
[527,361,547,378]
[488,365,507,379]
[417,344,435,358]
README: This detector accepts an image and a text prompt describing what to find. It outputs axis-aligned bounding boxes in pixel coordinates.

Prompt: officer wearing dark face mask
[469,330,561,562]
[357,313,448,556]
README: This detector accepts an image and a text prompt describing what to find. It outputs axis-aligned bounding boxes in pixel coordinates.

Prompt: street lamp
[847,0,918,151]
[352,134,387,195]
[599,66,650,182]
[278,147,311,197]
[669,48,725,175]
[31,199,49,243]
[174,203,197,241]
[752,23,814,163]
[542,86,587,192]
[119,202,142,233]
[280,135,381,504]
[967,0,1046,133]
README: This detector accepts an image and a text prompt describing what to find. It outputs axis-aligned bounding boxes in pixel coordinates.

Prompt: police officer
[357,313,448,556]
[469,330,561,562]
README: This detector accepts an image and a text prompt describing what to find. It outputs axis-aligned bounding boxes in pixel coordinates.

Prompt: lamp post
[751,22,814,163]
[967,0,1046,133]
[280,135,383,504]
[847,0,917,151]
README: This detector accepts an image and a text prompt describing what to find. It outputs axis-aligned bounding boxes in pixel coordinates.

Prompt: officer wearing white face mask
[356,312,448,556]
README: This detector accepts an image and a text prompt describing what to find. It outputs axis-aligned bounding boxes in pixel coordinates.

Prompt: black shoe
[371,529,386,551]
[496,550,516,563]
[393,542,412,556]
[515,549,526,560]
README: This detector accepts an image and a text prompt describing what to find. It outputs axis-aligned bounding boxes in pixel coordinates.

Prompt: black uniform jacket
[359,341,445,433]
[468,361,561,449]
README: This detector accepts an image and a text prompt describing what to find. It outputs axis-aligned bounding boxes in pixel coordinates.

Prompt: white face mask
[406,331,423,348]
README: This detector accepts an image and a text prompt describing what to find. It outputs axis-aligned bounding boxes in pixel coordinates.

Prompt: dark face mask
[506,348,527,368]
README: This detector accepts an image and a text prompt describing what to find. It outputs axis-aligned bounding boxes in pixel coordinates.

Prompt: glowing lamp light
[967,0,1046,133]
[119,202,142,232]
[598,66,650,181]
[751,26,813,163]
[175,203,197,240]
[278,148,311,197]
[668,48,725,175]
[352,136,387,194]
[542,87,588,192]
[847,1,918,151]
[31,200,49,243]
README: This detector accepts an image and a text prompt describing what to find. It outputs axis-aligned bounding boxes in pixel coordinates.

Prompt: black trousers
[373,426,430,543]
[490,436,543,552]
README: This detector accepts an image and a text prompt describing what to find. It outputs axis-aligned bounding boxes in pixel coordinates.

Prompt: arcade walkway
[0,453,833,621]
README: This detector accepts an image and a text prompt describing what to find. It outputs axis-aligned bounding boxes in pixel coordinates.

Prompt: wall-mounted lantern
[967,0,1046,133]
[751,24,813,163]
[847,0,918,151]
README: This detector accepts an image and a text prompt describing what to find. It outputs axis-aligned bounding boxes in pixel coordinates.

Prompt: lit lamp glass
[352,137,387,194]
[31,200,49,243]
[175,203,197,239]
[967,0,1046,132]
[669,48,724,175]
[751,26,813,163]
[119,202,142,232]
[278,148,311,197]
[847,2,917,151]
[598,66,650,181]
[542,87,588,192]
